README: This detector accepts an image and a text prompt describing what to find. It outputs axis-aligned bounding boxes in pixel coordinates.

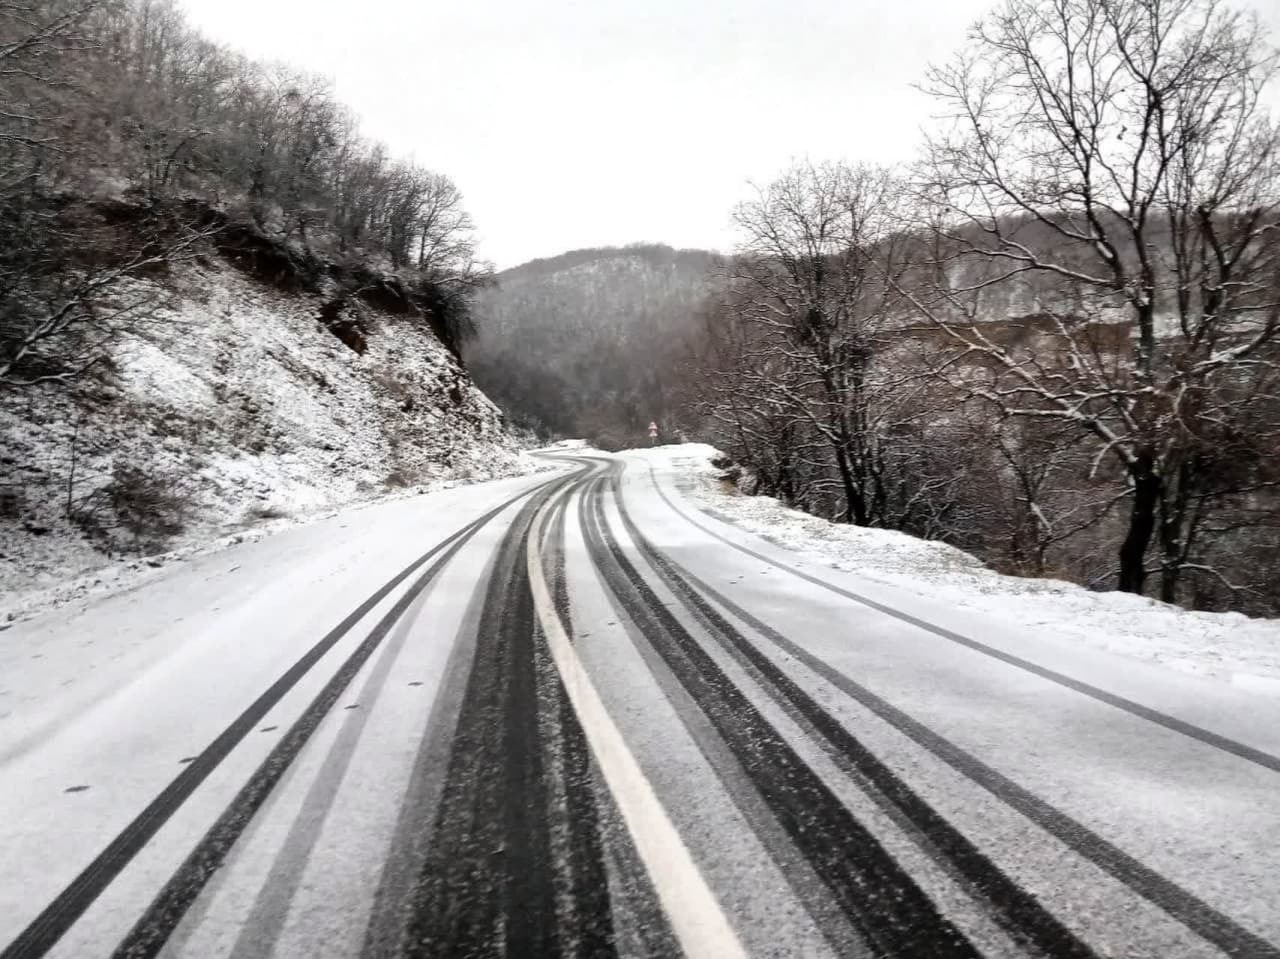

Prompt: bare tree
[0,218,214,388]
[718,160,914,525]
[908,0,1280,599]
[688,290,819,505]
[0,0,224,390]
[414,172,481,288]
[0,1,102,189]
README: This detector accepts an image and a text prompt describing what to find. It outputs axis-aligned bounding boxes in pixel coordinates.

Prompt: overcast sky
[180,0,1280,269]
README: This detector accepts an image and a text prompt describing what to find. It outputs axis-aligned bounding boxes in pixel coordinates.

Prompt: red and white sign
[648,421,658,437]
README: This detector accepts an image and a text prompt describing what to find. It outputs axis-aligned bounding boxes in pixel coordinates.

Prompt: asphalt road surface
[2,452,1279,958]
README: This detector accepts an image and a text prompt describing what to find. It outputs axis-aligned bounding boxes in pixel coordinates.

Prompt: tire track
[535,474,675,958]
[575,475,868,959]
[395,474,621,957]
[640,461,1280,776]
[604,467,1104,957]
[579,472,980,957]
[527,475,744,959]
[2,476,565,959]
[624,462,1280,959]
[109,478,580,959]
[222,544,462,959]
[361,533,505,959]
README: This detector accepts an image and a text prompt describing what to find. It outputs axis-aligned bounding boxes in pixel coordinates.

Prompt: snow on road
[625,443,1280,691]
[3,447,1279,957]
[0,467,567,953]
[0,469,561,760]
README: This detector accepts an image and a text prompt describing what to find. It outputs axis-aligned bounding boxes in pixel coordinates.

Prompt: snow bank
[632,443,1280,689]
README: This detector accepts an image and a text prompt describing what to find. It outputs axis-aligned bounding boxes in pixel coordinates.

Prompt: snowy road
[2,451,1280,958]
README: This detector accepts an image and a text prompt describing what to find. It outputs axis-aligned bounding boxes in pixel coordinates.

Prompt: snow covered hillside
[1,261,536,620]
[628,443,1280,691]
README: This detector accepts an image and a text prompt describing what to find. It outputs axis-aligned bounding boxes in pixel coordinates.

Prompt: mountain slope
[466,244,716,445]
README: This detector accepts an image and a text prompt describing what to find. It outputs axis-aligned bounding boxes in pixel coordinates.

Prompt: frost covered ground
[632,443,1280,691]
[1,261,541,624]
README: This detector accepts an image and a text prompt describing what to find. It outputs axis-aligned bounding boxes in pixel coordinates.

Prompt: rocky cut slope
[1,240,532,616]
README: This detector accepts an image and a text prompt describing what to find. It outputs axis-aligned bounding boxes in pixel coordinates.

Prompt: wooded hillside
[0,0,486,391]
[466,244,714,446]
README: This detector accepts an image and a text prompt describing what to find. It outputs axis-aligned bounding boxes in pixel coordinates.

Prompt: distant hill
[465,244,717,444]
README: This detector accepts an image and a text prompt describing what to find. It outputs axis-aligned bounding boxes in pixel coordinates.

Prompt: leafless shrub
[70,461,191,550]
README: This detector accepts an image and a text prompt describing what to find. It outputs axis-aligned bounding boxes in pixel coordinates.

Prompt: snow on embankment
[633,443,1280,690]
[1,261,538,620]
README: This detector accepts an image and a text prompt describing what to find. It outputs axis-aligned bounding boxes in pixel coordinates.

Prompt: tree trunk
[819,367,869,527]
[1118,456,1160,594]
[65,412,81,519]
[1159,549,1181,605]
[1157,459,1196,606]
[834,445,869,526]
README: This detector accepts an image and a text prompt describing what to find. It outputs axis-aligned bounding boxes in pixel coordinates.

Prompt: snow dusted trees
[699,162,918,525]
[468,245,714,442]
[81,1,485,289]
[0,1,98,384]
[682,0,1280,613]
[0,1,212,388]
[909,0,1280,600]
[0,0,487,389]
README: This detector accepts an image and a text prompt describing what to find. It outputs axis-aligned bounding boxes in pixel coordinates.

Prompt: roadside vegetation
[683,0,1280,615]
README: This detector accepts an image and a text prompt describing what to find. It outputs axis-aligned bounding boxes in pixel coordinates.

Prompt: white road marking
[526,490,749,959]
